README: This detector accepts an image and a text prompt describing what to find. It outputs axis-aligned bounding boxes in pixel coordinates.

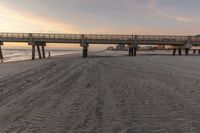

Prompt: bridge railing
[1,32,200,44]
[137,35,188,42]
[32,33,82,40]
[191,37,200,42]
[84,34,133,40]
[0,33,29,39]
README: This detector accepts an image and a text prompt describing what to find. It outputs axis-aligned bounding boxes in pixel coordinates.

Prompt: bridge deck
[0,33,200,45]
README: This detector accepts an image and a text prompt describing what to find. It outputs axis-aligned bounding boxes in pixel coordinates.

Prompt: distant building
[116,44,126,51]
[157,45,165,49]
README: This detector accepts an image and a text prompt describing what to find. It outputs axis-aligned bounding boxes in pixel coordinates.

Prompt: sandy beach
[0,51,200,132]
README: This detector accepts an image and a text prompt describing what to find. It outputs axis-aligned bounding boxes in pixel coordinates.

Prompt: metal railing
[0,32,200,43]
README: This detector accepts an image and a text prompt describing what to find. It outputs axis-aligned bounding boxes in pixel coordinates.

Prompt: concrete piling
[173,49,176,56]
[193,50,196,54]
[37,45,42,59]
[42,45,46,58]
[178,49,182,56]
[129,48,131,56]
[0,42,3,59]
[185,48,189,56]
[83,47,88,58]
[32,45,35,60]
[134,47,137,56]
[129,47,134,56]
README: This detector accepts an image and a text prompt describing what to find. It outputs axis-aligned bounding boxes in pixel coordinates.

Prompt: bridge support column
[193,50,196,54]
[41,43,46,59]
[133,47,137,56]
[185,48,189,56]
[173,49,176,56]
[37,45,42,59]
[129,47,133,56]
[32,45,36,60]
[81,35,89,58]
[0,42,3,59]
[178,48,182,56]
[83,46,88,58]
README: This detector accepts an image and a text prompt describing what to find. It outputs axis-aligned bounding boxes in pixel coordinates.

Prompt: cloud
[148,0,158,9]
[160,14,195,23]
[0,0,199,35]
[0,5,79,33]
[147,0,197,23]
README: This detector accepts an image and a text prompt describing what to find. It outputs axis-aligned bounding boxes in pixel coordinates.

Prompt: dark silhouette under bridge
[0,32,200,59]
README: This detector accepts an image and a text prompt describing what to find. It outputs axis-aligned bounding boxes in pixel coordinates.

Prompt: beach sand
[0,51,200,132]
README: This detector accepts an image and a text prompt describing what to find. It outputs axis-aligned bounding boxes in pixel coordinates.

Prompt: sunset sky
[0,0,199,35]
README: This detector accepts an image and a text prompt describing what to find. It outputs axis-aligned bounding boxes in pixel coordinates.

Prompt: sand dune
[0,51,200,132]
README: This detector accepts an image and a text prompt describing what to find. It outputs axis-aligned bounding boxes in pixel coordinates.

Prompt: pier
[0,33,200,59]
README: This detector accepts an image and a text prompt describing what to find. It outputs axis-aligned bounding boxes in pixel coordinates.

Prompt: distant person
[47,50,51,58]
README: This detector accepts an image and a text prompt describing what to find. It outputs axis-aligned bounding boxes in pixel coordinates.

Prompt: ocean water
[0,49,82,63]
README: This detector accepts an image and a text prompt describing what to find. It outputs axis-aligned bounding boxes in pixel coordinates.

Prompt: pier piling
[129,47,134,56]
[0,42,3,59]
[129,48,131,56]
[173,49,176,56]
[37,45,42,59]
[134,47,137,56]
[178,49,182,56]
[32,45,35,60]
[185,48,189,56]
[42,45,46,58]
[193,50,196,54]
[83,47,88,58]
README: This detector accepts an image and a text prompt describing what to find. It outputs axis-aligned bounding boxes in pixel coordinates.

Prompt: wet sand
[0,51,200,133]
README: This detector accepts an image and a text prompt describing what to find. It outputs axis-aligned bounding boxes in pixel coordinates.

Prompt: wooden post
[32,45,35,60]
[173,49,176,56]
[42,45,46,58]
[37,45,42,59]
[178,48,182,56]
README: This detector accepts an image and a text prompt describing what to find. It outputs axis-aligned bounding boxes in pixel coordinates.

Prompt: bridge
[0,32,200,59]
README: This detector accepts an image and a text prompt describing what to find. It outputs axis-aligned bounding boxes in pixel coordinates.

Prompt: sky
[0,0,200,35]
